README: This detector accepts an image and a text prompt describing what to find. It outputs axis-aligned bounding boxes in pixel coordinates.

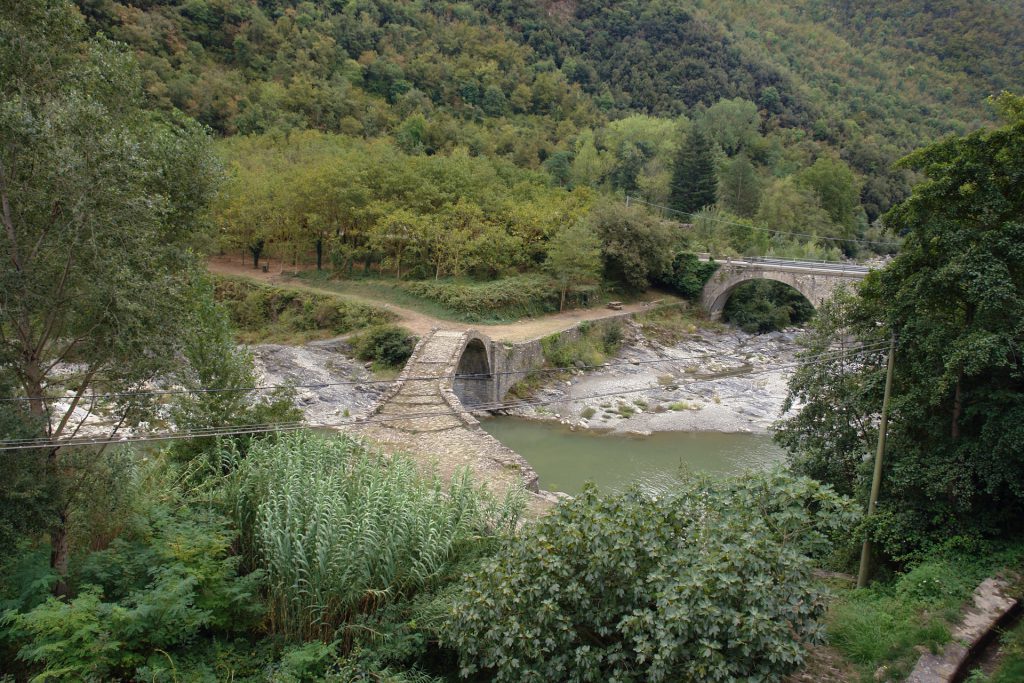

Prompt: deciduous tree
[544,221,603,311]
[777,93,1024,561]
[0,0,220,590]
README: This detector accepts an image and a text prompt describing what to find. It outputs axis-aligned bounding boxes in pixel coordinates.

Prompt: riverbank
[249,340,389,425]
[244,317,805,436]
[500,319,804,434]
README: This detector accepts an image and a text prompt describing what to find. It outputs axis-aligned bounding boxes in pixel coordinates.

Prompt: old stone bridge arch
[452,335,495,408]
[700,261,867,320]
[356,328,547,510]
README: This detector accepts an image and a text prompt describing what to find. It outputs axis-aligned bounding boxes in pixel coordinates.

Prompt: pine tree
[669,128,717,216]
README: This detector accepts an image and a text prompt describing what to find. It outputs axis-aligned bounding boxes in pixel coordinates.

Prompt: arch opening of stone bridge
[452,337,493,409]
[704,273,818,321]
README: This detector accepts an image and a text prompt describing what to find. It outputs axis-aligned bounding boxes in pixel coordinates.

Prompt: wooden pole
[857,332,897,588]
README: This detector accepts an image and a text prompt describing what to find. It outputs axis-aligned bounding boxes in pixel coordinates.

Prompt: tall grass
[227,432,522,642]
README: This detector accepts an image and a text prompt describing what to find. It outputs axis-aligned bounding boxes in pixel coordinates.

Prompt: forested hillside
[68,0,1022,330]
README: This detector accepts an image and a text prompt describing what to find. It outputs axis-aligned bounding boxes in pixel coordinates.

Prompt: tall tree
[0,0,220,591]
[544,221,603,311]
[776,93,1024,562]
[668,127,717,216]
[589,201,675,292]
[718,154,761,218]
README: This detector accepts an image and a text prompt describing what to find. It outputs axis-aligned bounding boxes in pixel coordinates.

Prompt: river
[480,416,786,495]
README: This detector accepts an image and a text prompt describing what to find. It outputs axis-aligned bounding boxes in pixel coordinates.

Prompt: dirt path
[208,257,682,342]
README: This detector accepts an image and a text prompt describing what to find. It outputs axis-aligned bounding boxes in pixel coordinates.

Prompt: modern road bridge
[698,255,872,320]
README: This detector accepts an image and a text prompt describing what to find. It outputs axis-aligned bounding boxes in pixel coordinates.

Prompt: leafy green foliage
[545,221,603,311]
[0,0,220,433]
[540,321,624,370]
[826,543,1024,680]
[0,0,225,591]
[1,462,264,681]
[445,469,859,682]
[589,201,676,292]
[774,288,884,501]
[213,276,394,342]
[171,277,302,460]
[71,0,1022,268]
[724,280,815,334]
[227,432,523,642]
[401,275,560,322]
[0,377,51,556]
[350,325,417,369]
[777,95,1024,560]
[657,252,719,299]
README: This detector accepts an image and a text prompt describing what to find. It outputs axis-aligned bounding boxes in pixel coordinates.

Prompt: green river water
[480,416,785,495]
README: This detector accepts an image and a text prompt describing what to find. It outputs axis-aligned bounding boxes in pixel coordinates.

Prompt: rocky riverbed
[500,320,804,434]
[250,339,390,425]
[243,321,805,436]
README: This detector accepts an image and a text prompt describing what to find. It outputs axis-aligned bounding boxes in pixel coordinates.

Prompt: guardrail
[696,253,872,274]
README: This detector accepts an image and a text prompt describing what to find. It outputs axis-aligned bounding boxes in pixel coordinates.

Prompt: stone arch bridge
[355,327,563,513]
[699,256,870,320]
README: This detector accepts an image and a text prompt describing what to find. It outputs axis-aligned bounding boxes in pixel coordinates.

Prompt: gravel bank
[501,321,805,435]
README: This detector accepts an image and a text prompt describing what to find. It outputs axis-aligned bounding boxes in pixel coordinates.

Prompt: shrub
[350,324,416,368]
[400,275,559,321]
[657,252,719,299]
[541,321,623,369]
[212,276,394,340]
[444,469,859,682]
[1,492,264,680]
[638,305,704,344]
[228,432,523,642]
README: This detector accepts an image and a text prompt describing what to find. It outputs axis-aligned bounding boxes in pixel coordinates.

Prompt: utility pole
[857,332,897,588]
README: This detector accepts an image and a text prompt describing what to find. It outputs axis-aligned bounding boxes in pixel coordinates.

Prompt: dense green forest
[3,0,1024,680]
[73,0,1023,281]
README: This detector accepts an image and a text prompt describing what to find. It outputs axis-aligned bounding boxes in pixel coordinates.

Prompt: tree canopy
[0,0,220,590]
[777,93,1024,560]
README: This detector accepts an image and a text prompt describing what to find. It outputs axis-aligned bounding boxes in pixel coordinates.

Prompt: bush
[657,252,720,299]
[541,321,624,369]
[350,324,416,368]
[444,469,859,682]
[1,479,264,681]
[212,276,394,341]
[400,275,559,321]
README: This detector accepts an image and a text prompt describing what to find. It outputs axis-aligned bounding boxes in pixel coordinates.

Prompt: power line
[626,195,903,248]
[0,343,891,451]
[0,343,828,404]
[0,342,890,448]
